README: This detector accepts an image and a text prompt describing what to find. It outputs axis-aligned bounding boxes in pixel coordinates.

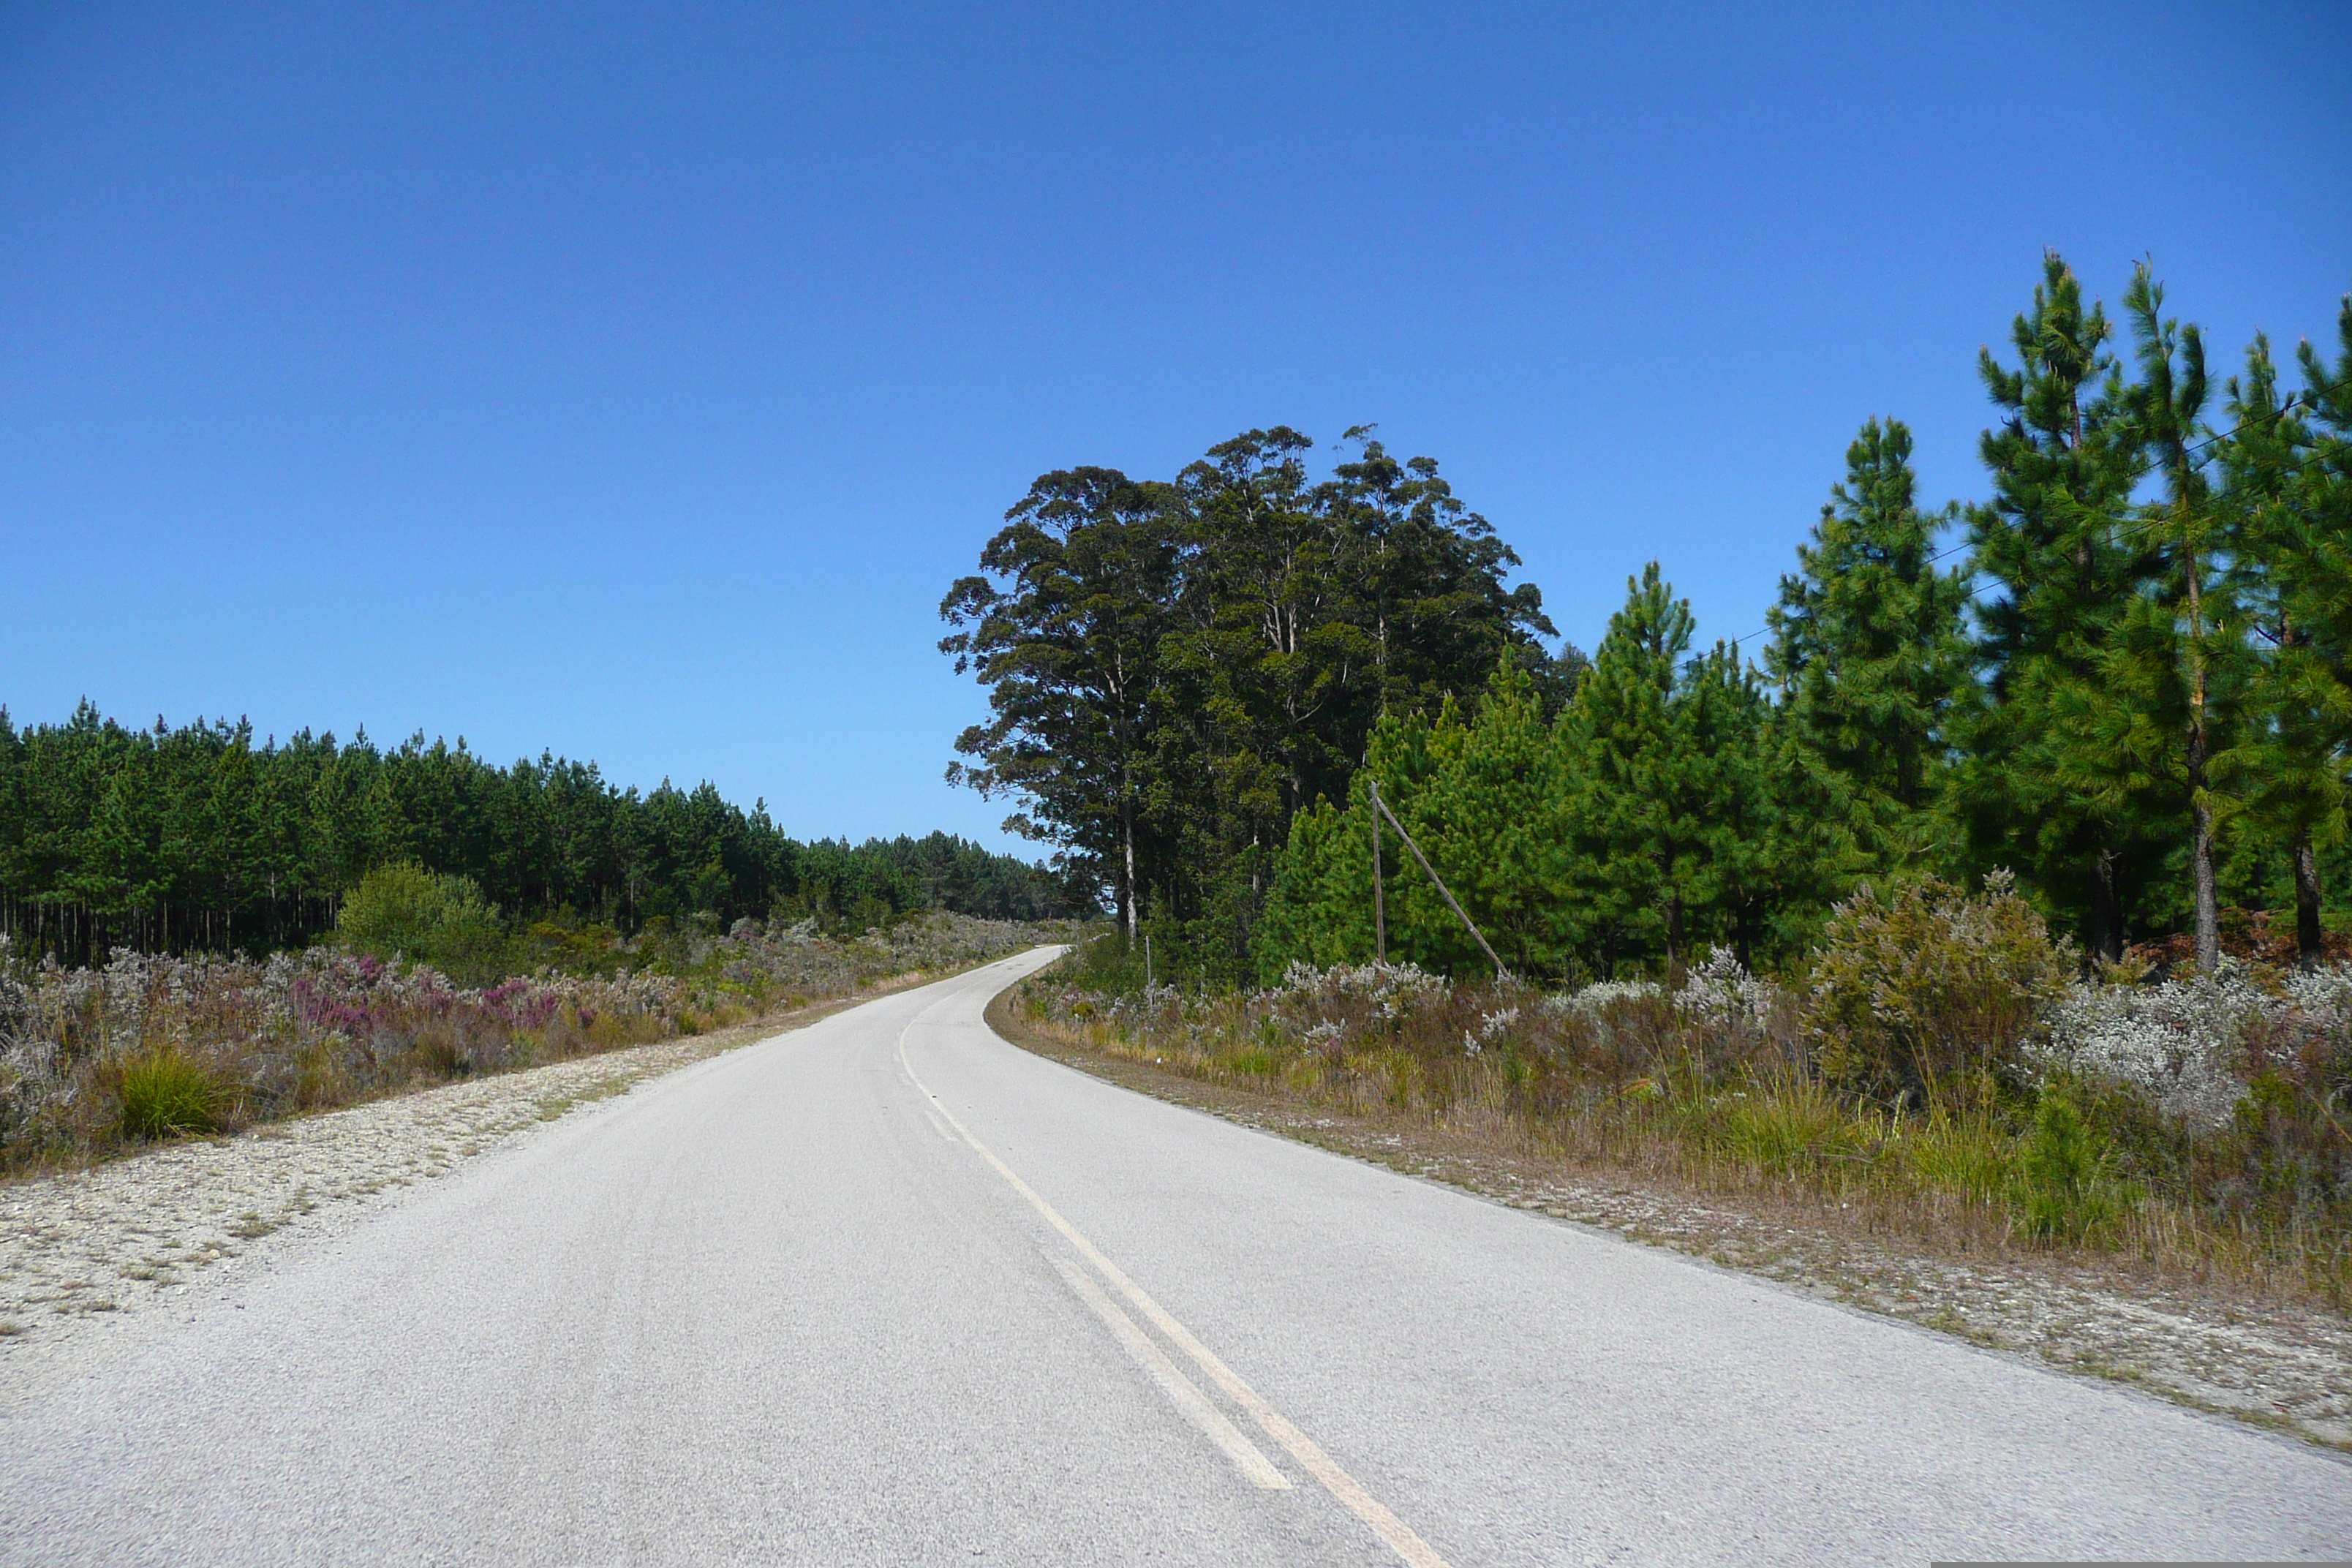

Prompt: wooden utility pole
[1366,780,1510,982]
[1369,780,1386,965]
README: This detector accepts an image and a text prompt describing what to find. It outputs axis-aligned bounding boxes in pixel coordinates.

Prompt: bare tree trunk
[2186,548,2219,972]
[2187,719,2219,971]
[2093,850,2124,966]
[2295,832,2324,972]
[1120,795,1139,947]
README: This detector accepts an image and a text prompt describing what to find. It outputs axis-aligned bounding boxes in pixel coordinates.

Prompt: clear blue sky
[4,1,2347,856]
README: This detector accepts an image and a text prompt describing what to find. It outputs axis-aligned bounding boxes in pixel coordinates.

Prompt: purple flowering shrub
[0,910,1066,1169]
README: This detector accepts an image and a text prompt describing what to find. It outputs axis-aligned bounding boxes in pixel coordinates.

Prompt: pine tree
[2117,265,2231,970]
[1561,565,1690,968]
[1767,417,1971,869]
[1959,253,2162,961]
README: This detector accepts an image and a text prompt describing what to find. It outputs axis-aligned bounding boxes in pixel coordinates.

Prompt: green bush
[336,862,510,984]
[2014,1088,2114,1241]
[119,1049,223,1140]
[1804,872,2076,1112]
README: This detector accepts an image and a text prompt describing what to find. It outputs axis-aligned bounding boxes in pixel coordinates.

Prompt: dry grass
[0,916,1067,1177]
[1010,962,2352,1312]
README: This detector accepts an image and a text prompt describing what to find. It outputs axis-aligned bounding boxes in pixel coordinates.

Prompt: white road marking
[1048,1255,1292,1490]
[898,1019,1455,1568]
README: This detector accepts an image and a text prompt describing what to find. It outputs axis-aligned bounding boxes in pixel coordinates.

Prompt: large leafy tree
[947,429,1563,976]
[940,467,1180,941]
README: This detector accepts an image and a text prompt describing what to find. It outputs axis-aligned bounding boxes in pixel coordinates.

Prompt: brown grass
[996,977,2351,1313]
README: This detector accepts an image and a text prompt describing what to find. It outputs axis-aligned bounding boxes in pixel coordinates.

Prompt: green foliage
[1256,582,1807,984]
[2015,1088,2115,1242]
[1701,1077,1874,1179]
[1766,417,1972,870]
[1804,873,2076,1110]
[943,428,1574,976]
[1242,258,2352,979]
[0,707,1076,962]
[335,862,510,984]
[118,1049,224,1141]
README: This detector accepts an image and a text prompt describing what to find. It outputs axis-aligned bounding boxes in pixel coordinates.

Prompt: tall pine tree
[1766,417,1972,870]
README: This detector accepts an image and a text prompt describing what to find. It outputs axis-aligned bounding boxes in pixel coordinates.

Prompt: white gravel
[0,1009,795,1411]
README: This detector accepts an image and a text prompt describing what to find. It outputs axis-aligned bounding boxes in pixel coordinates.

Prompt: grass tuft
[118,1049,225,1141]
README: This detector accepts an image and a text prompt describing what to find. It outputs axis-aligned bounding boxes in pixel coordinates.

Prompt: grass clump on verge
[117,1048,225,1141]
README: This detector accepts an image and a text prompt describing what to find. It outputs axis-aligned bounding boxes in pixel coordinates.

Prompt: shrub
[118,1049,224,1140]
[1805,872,2076,1112]
[335,862,509,984]
[2014,1088,2114,1242]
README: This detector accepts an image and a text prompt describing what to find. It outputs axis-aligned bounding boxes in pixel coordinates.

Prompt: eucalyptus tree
[940,465,1180,941]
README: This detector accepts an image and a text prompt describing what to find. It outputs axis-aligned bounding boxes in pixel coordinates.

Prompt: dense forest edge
[0,709,1084,1172]
[943,255,2352,981]
[948,253,2352,1303]
[0,705,1085,965]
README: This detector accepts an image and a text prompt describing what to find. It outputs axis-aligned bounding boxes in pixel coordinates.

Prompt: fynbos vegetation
[1020,880,2352,1299]
[0,908,1066,1175]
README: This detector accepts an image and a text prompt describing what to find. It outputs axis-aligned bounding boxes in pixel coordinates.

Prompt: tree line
[0,703,1077,964]
[949,255,2352,981]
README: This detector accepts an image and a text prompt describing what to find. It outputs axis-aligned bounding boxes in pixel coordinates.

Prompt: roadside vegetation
[0,860,1071,1176]
[954,255,2351,1305]
[1019,881,2352,1305]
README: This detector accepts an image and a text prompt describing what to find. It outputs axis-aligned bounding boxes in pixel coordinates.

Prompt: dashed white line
[897,1019,1455,1568]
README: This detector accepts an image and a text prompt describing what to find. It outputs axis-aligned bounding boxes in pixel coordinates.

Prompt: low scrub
[1022,883,2352,1304]
[0,910,1067,1172]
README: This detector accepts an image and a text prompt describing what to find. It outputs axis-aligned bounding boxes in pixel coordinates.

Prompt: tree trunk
[2186,542,2218,973]
[1120,795,1139,947]
[2092,851,2124,965]
[2295,832,2324,972]
[2188,729,2219,973]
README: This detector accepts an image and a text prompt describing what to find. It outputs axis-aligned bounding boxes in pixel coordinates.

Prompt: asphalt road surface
[7,947,2350,1566]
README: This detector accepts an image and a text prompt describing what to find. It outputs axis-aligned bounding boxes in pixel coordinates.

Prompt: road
[5,947,2348,1565]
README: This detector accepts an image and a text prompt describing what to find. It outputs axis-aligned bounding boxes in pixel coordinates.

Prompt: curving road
[5,948,2349,1565]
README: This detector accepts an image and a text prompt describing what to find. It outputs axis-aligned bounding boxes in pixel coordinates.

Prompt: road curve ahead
[6,949,2349,1566]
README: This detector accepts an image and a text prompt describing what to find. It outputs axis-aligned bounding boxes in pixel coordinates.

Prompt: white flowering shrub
[1677,947,1776,1028]
[2032,961,2352,1131]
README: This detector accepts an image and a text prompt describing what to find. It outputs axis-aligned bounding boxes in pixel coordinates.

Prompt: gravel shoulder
[0,976,939,1412]
[987,991,2352,1452]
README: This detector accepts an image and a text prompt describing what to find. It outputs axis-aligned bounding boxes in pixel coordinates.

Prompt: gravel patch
[0,992,880,1410]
